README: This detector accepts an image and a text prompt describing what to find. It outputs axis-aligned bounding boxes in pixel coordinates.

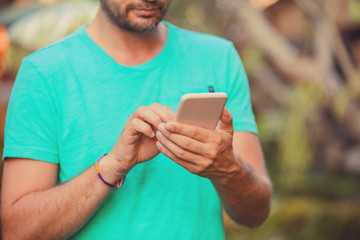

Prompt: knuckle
[202,160,212,171]
[164,105,172,111]
[175,149,186,159]
[191,127,200,138]
[150,103,161,108]
[194,162,210,174]
[138,106,147,111]
[212,135,222,145]
[132,111,139,118]
[135,106,146,116]
[130,118,139,126]
[164,106,174,115]
[205,148,218,160]
[190,167,201,175]
[198,144,206,155]
[160,106,174,121]
[182,139,191,148]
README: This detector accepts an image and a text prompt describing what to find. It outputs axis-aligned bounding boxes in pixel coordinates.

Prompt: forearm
[1,160,119,240]
[211,155,272,228]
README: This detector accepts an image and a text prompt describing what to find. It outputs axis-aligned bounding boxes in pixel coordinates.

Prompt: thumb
[217,107,234,134]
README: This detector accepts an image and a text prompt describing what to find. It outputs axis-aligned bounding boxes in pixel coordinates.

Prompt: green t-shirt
[3,22,257,239]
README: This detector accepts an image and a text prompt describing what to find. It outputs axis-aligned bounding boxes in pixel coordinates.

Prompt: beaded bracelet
[95,154,126,190]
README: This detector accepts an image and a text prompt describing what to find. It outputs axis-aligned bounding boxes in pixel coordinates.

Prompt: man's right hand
[101,103,174,181]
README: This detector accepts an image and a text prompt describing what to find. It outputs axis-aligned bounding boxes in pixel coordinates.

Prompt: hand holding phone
[174,93,228,130]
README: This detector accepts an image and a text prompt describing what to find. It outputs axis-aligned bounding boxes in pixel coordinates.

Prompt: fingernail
[158,123,165,132]
[151,131,156,138]
[156,131,163,140]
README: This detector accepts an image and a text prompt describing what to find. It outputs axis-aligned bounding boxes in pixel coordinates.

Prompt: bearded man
[1,0,272,239]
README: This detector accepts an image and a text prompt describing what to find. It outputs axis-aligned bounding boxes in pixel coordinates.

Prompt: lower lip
[133,9,157,17]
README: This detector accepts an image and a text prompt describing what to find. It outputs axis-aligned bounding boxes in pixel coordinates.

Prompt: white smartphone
[174,92,228,130]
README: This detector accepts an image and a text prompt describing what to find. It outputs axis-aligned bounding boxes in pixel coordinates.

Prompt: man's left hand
[155,107,240,181]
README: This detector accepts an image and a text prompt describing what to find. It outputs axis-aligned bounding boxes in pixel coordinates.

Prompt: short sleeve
[226,43,258,134]
[2,58,59,163]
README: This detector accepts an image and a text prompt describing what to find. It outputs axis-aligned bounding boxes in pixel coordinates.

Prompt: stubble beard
[99,0,170,33]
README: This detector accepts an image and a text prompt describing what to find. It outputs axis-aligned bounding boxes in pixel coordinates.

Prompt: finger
[216,107,234,134]
[162,122,215,143]
[130,118,156,138]
[148,104,175,123]
[156,141,198,173]
[155,130,208,164]
[133,106,163,130]
[157,123,206,155]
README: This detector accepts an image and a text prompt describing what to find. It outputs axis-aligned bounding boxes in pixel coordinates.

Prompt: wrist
[97,153,128,185]
[212,151,250,187]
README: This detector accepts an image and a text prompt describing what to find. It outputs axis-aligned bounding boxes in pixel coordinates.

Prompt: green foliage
[349,0,360,22]
[269,197,360,240]
[277,83,325,182]
[257,82,326,184]
[334,86,352,120]
[333,73,360,122]
[226,173,360,240]
[241,45,264,75]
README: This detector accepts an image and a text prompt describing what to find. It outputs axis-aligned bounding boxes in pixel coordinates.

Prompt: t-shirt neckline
[77,21,174,71]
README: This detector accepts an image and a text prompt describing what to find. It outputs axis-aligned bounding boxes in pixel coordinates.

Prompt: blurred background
[1,0,360,239]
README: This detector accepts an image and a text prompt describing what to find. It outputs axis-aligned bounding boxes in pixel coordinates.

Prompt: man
[1,0,272,239]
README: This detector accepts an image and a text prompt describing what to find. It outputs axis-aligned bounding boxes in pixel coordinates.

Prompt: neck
[86,10,167,66]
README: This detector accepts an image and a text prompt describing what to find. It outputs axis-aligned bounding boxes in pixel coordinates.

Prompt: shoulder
[169,22,232,47]
[22,26,84,71]
[167,22,234,54]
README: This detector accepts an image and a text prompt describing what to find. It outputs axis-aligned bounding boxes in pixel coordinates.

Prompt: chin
[122,17,162,33]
